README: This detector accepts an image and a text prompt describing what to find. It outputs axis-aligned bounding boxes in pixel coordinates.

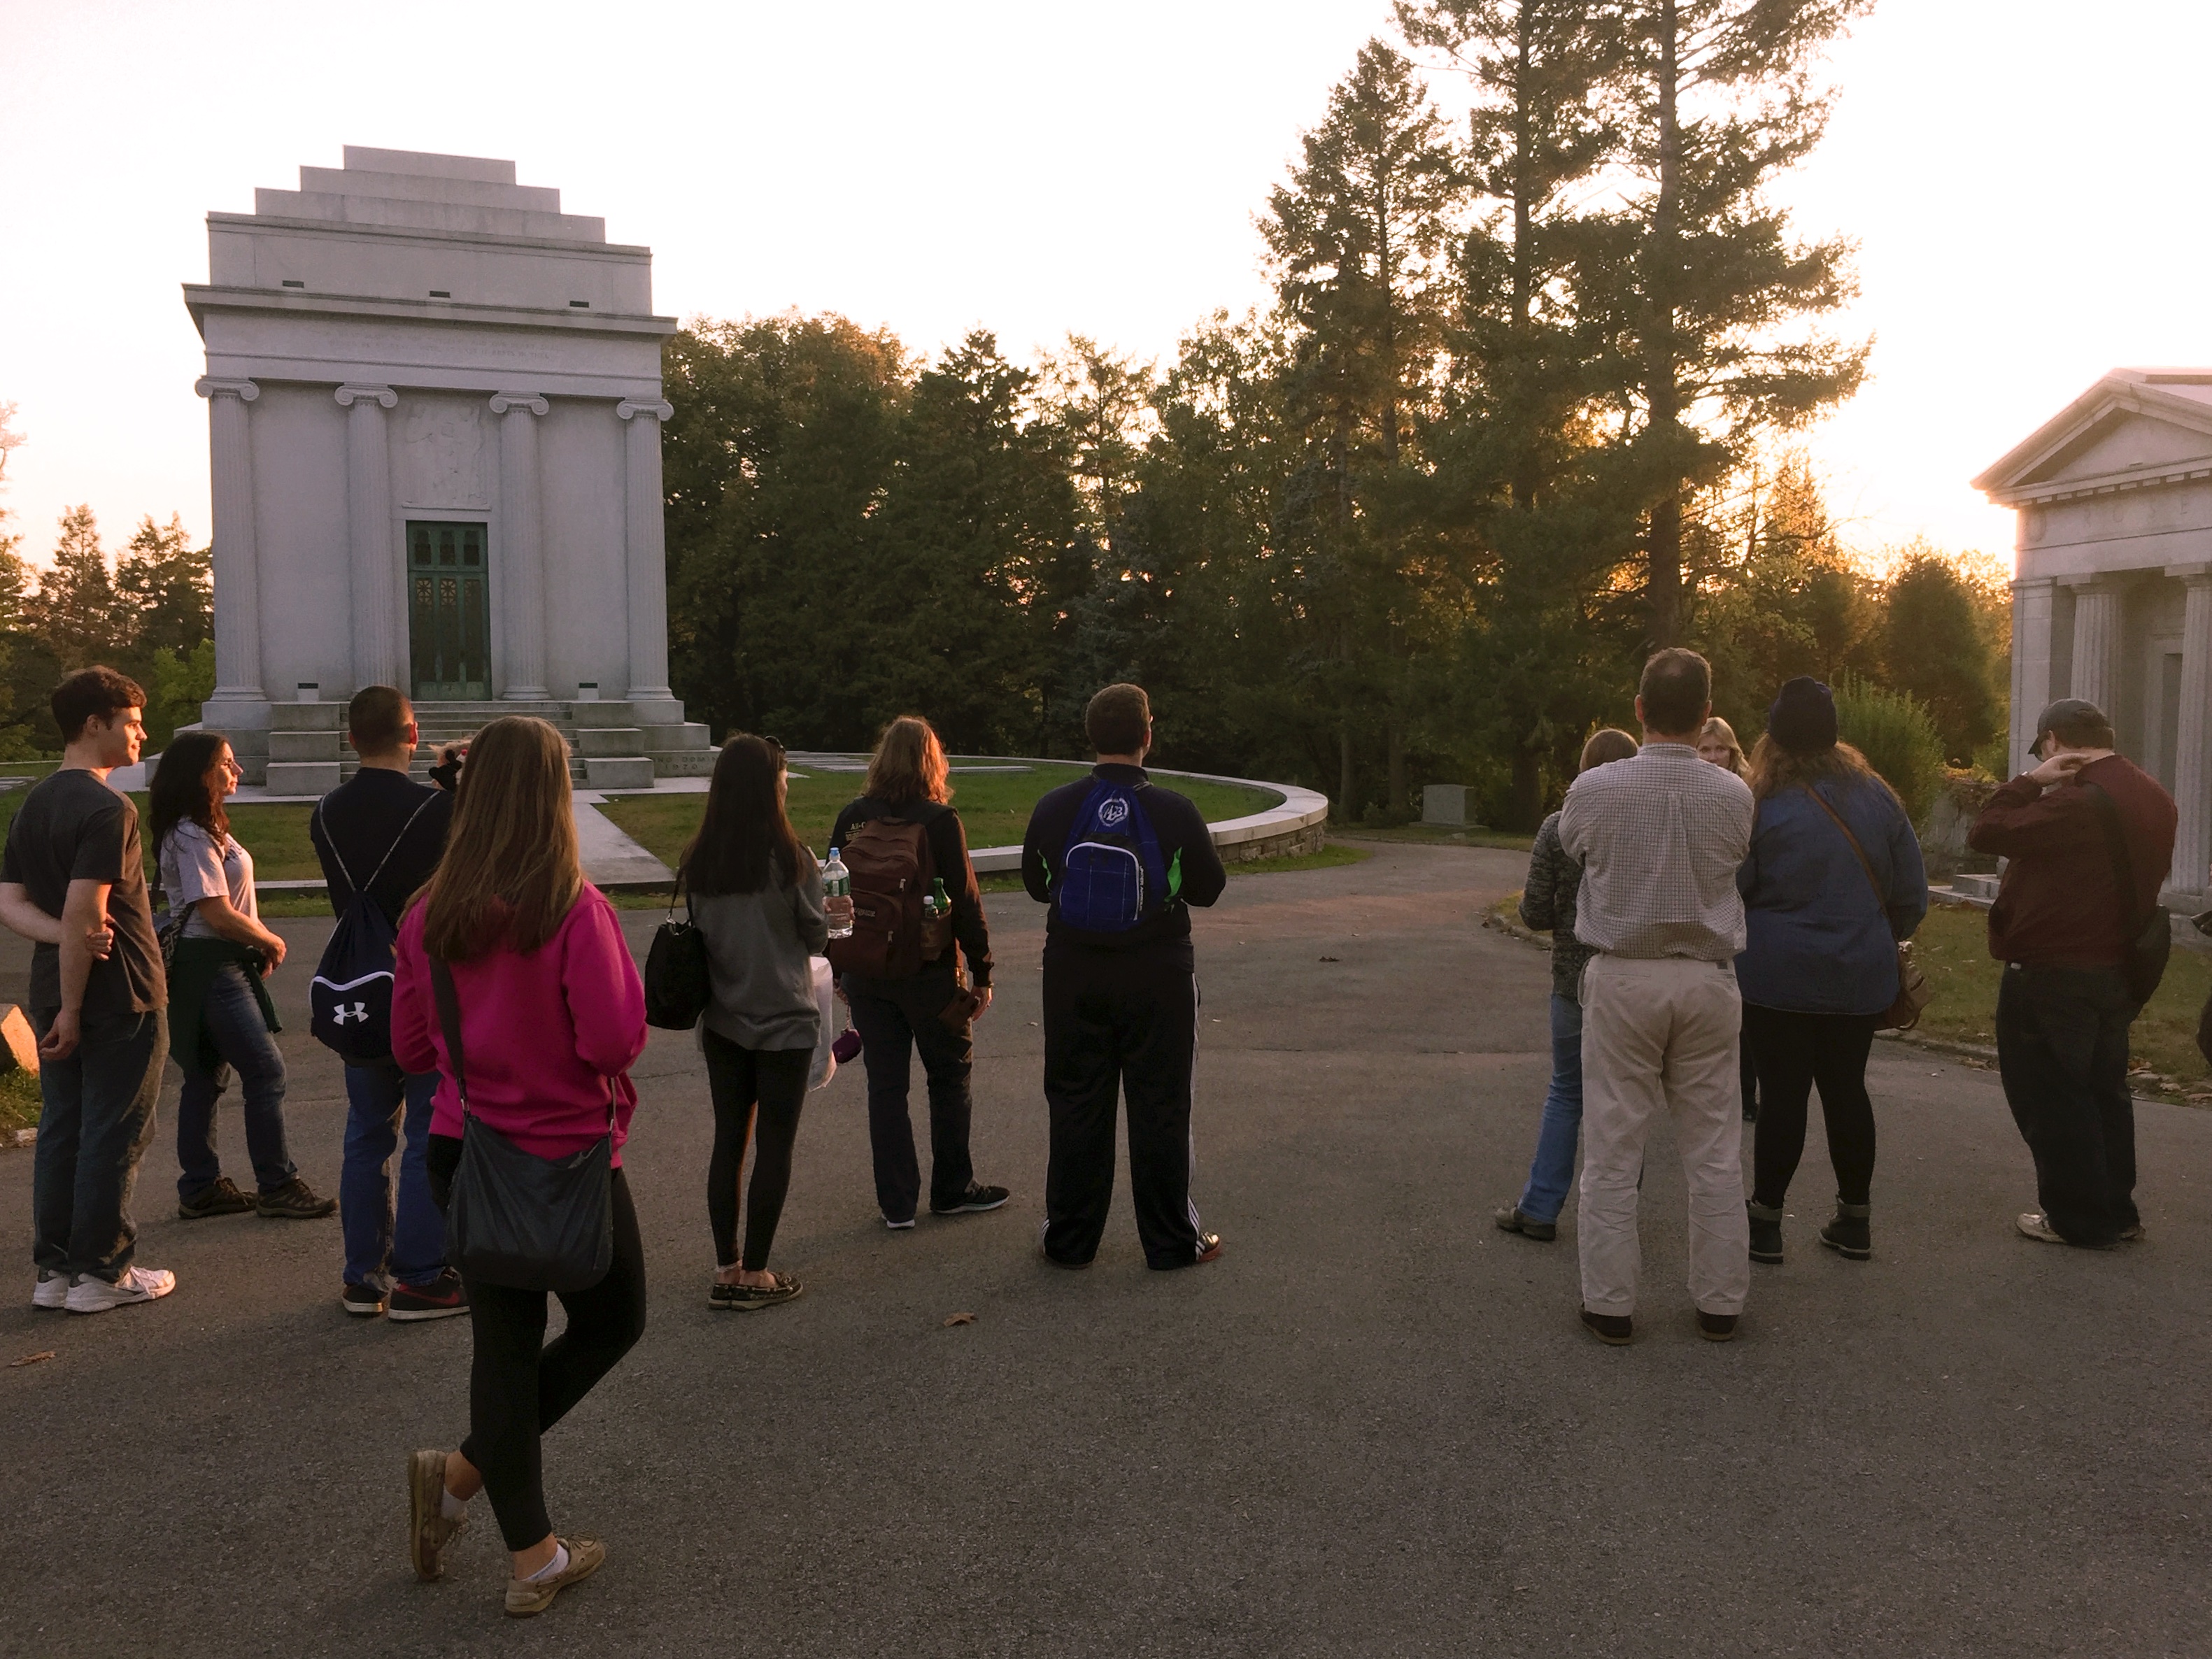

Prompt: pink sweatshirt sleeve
[562,889,647,1081]
[390,906,440,1077]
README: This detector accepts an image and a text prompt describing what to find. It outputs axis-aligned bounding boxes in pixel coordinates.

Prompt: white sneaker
[32,1270,71,1311]
[65,1265,176,1314]
[882,1215,916,1231]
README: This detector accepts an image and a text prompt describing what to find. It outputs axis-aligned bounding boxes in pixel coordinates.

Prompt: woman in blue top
[1736,678,1927,1267]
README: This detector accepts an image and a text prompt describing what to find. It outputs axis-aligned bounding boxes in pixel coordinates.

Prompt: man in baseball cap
[1967,698,2176,1247]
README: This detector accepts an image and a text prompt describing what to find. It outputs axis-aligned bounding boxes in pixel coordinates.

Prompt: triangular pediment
[1975,370,2212,504]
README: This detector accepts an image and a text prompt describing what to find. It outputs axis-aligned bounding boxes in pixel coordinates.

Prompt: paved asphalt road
[1,843,2207,1658]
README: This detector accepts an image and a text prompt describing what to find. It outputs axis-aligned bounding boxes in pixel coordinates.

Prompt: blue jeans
[175,962,295,1199]
[1517,995,1584,1225]
[31,1008,166,1281]
[340,1061,445,1290]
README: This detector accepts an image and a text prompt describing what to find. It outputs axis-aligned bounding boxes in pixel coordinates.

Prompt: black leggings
[428,1137,648,1551]
[1744,1004,1880,1209]
[702,1032,811,1272]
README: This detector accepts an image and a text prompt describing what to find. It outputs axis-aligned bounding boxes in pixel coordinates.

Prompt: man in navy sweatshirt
[1021,684,1228,1269]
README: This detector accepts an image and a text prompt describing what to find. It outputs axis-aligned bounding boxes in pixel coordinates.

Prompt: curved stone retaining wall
[946,757,1330,874]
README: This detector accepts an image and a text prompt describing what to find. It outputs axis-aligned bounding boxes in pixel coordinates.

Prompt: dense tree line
[665,2,2004,827]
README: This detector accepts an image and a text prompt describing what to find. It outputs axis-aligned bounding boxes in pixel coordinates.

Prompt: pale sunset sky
[1,0,2206,573]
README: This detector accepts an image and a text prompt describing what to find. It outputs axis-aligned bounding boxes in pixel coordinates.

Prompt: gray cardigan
[692,858,830,1051]
[1519,811,1594,1004]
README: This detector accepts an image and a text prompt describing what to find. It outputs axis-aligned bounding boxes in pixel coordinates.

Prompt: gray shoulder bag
[430,954,615,1293]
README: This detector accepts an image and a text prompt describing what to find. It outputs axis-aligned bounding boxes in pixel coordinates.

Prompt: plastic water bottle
[825,846,853,938]
[929,876,949,918]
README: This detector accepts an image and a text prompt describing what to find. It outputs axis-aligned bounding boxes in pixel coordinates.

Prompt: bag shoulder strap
[1802,783,1890,916]
[2080,781,2151,934]
[312,798,355,892]
[362,794,439,895]
[427,955,468,1113]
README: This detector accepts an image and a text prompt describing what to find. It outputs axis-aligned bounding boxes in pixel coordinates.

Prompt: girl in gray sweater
[685,735,830,1310]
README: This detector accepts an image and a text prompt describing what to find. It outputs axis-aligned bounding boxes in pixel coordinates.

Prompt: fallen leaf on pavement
[942,1312,976,1327]
[10,1351,55,1367]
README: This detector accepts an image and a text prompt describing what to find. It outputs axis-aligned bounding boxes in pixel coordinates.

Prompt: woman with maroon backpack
[828,715,1007,1230]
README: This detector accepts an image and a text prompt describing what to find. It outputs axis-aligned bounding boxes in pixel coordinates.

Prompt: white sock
[441,1488,469,1522]
[525,1542,569,1583]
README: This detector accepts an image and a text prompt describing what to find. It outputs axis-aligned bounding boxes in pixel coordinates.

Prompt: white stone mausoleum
[184,147,712,788]
[1977,368,2212,905]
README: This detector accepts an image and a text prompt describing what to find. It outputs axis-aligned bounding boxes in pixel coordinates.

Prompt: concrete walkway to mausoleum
[1,843,2207,1656]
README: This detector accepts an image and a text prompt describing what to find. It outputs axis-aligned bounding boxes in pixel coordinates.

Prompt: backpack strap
[2080,781,2152,937]
[312,799,355,892]
[361,794,439,895]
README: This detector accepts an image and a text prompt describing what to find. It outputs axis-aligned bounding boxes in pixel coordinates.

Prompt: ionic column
[2009,576,2057,778]
[490,392,550,701]
[194,376,265,703]
[2170,565,2212,897]
[336,384,399,690]
[2067,577,2123,716]
[616,397,676,701]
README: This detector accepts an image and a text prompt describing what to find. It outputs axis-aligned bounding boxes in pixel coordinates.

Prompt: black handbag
[430,955,615,1294]
[643,875,711,1030]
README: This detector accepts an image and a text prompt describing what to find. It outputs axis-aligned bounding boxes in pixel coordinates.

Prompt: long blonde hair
[418,716,582,959]
[1699,716,1746,776]
[862,715,952,806]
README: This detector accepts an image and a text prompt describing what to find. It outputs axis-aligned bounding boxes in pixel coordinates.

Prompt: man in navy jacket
[1021,684,1227,1269]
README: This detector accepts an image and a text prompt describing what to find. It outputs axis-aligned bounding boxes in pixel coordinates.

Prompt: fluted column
[617,397,676,701]
[2009,576,2057,778]
[194,376,265,702]
[490,392,550,700]
[2170,566,2212,897]
[2067,578,2123,716]
[336,384,399,690]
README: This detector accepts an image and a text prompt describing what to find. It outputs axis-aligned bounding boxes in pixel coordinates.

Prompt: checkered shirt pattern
[1558,741,1754,962]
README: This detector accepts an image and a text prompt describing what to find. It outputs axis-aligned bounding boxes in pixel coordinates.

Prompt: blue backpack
[309,795,435,1063]
[1056,778,1179,932]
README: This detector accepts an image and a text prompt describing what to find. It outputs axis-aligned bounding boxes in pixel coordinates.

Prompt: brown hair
[1085,683,1151,756]
[1579,728,1639,772]
[148,730,232,854]
[349,685,415,756]
[1638,648,1712,735]
[52,666,146,743]
[1698,716,1746,776]
[1747,734,1897,807]
[2043,709,2116,750]
[863,715,951,806]
[416,716,581,960]
[683,734,809,896]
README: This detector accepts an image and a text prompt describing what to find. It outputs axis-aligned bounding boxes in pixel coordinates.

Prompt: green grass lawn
[600,764,1282,869]
[0,1066,39,1137]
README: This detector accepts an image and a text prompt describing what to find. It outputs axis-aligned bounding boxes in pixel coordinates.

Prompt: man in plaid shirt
[1560,649,1755,1344]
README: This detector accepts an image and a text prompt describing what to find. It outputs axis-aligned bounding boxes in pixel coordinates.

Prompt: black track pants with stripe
[1042,939,1205,1269]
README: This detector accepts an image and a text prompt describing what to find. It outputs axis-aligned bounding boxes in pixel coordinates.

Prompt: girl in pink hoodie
[390,716,647,1618]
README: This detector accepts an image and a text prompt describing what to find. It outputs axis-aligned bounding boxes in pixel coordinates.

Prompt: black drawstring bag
[644,874,711,1030]
[430,955,614,1294]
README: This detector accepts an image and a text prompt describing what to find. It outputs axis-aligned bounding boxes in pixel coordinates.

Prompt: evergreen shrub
[1834,673,1945,823]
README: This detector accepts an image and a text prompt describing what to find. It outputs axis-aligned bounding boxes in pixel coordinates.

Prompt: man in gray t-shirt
[0,668,173,1314]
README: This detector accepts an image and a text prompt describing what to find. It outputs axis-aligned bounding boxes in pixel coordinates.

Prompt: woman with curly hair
[151,730,332,1220]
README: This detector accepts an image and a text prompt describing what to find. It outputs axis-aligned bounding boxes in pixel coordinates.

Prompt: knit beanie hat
[1767,676,1838,754]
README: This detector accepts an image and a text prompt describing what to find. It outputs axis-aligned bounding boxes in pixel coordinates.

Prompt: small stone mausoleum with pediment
[183,147,712,788]
[1976,368,2212,904]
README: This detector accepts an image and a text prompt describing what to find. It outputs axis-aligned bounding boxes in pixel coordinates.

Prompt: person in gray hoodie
[684,735,831,1311]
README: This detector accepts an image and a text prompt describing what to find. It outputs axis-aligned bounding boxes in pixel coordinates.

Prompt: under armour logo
[329,1002,369,1025]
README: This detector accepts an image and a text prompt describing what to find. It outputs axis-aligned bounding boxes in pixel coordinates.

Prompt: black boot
[1747,1201,1785,1265]
[1818,1200,1871,1260]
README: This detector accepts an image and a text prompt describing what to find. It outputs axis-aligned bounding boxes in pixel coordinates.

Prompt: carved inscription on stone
[396,396,489,508]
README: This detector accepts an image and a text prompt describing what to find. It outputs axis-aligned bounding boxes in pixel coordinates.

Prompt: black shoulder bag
[429,955,616,1293]
[2080,781,2171,1006]
[643,870,711,1030]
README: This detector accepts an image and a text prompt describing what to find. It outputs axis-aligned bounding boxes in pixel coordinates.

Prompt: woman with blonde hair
[828,715,1005,1228]
[1736,678,1927,1267]
[390,716,648,1617]
[1696,715,1760,1123]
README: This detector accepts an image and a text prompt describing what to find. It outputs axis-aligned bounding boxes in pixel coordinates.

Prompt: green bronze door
[406,522,490,700]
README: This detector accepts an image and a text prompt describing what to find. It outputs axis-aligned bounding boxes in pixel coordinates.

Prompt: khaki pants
[1578,954,1749,1318]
